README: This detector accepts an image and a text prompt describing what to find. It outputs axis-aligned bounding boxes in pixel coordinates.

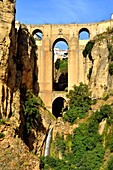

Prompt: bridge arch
[52,37,69,91]
[52,97,68,118]
[52,37,69,49]
[32,29,43,40]
[79,28,90,40]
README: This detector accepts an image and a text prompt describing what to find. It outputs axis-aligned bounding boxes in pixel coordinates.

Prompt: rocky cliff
[0,0,17,119]
[1,1,113,170]
[83,29,113,98]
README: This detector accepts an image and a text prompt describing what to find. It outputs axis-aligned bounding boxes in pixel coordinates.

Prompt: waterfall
[44,128,53,157]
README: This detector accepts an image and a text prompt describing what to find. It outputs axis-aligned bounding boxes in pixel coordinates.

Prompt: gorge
[1,0,113,169]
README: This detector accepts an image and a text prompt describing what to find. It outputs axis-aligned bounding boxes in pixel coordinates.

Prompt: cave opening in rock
[52,97,67,118]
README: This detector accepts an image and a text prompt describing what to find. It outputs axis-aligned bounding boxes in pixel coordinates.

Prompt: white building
[54,47,68,62]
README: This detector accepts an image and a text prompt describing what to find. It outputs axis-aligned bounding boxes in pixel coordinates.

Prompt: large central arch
[52,38,69,91]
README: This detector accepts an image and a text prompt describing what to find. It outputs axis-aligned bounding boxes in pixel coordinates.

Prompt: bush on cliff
[63,82,92,124]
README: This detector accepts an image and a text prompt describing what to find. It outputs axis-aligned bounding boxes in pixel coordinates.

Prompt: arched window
[79,28,90,40]
[32,29,43,41]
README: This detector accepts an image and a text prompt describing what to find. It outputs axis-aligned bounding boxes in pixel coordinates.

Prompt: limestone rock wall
[0,0,39,119]
[90,40,109,98]
[89,38,112,98]
[0,0,40,138]
[0,0,18,119]
[17,24,38,92]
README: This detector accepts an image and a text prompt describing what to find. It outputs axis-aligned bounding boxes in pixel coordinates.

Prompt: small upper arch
[79,28,90,40]
[32,29,43,40]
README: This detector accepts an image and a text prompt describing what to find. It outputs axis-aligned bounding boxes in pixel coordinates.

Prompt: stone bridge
[16,16,113,113]
[52,91,68,102]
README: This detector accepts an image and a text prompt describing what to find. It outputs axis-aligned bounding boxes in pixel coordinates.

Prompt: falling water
[44,128,53,157]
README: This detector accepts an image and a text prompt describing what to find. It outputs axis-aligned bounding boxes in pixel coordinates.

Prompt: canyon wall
[0,0,39,123]
[88,31,113,98]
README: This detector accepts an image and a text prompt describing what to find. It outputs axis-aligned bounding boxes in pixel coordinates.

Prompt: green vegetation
[0,119,6,125]
[106,27,113,34]
[108,63,113,75]
[108,38,113,75]
[51,133,66,157]
[40,81,113,170]
[40,103,113,170]
[93,27,113,42]
[23,90,44,134]
[54,58,68,91]
[71,123,104,170]
[106,156,113,170]
[55,58,68,74]
[41,120,104,169]
[63,82,92,124]
[0,133,5,138]
[107,44,113,61]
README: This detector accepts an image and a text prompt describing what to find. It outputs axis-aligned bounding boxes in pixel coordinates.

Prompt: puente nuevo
[1,1,113,168]
[16,15,113,113]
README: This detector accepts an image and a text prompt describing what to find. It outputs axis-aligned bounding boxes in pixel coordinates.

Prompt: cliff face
[89,39,109,98]
[0,0,18,119]
[84,30,113,98]
[17,24,39,93]
[0,0,39,120]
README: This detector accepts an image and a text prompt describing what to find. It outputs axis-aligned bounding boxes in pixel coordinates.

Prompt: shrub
[0,133,5,138]
[109,63,113,75]
[106,156,113,170]
[72,123,104,169]
[41,115,105,170]
[24,91,40,134]
[63,83,92,124]
[59,59,68,74]
[55,58,68,74]
[0,119,6,125]
[107,44,113,61]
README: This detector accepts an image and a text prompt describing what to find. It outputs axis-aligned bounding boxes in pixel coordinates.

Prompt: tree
[63,82,92,124]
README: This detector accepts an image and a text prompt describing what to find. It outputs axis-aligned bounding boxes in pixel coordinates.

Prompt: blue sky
[16,0,113,24]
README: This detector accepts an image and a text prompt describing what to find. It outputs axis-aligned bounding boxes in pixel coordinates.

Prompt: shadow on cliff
[16,25,45,152]
[0,19,16,119]
[19,86,46,152]
[1,21,45,153]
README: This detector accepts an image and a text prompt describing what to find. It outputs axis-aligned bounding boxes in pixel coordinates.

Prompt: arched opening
[52,97,67,118]
[79,28,90,40]
[32,29,43,45]
[52,38,68,91]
